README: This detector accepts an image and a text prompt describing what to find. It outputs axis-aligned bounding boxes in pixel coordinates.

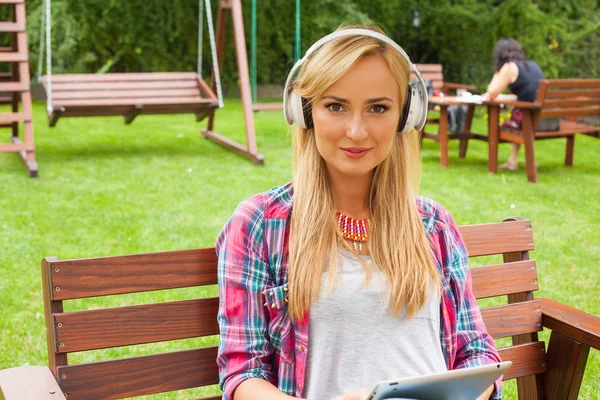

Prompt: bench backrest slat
[57,347,219,400]
[48,248,217,300]
[458,220,533,257]
[54,298,220,353]
[471,260,538,298]
[497,342,547,380]
[543,98,600,108]
[480,300,542,339]
[545,88,600,99]
[541,106,600,118]
[43,219,545,399]
[542,79,600,88]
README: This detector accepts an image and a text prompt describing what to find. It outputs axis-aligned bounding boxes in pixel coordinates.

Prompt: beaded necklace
[336,211,369,251]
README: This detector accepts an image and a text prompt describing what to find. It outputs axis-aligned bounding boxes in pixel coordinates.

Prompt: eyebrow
[321,95,394,104]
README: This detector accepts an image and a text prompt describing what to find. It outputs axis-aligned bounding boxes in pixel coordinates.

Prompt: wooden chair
[1,219,599,399]
[488,79,600,183]
[413,64,484,167]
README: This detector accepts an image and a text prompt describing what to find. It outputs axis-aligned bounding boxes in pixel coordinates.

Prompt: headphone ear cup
[399,85,427,133]
[288,91,307,129]
[398,86,413,133]
[301,97,313,129]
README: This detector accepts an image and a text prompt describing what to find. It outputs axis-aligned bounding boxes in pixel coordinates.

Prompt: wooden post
[458,104,474,158]
[565,135,575,166]
[545,331,589,400]
[522,110,538,183]
[488,104,499,174]
[41,257,68,380]
[10,7,18,138]
[438,106,449,167]
[502,218,546,400]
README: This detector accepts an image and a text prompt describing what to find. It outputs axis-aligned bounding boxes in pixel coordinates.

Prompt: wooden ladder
[0,0,37,177]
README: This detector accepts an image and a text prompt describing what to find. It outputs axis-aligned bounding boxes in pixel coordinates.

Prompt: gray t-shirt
[304,249,447,400]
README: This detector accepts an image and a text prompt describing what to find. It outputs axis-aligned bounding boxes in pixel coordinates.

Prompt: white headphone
[283,29,428,133]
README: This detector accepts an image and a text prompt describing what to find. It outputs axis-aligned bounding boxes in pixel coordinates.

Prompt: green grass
[1,100,599,399]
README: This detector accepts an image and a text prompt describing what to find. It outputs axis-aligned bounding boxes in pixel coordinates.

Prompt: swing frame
[202,0,266,164]
[39,0,265,165]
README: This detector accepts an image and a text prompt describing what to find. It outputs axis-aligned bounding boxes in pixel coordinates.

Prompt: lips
[341,147,370,159]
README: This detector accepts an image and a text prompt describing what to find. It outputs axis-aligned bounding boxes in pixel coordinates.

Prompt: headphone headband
[283,29,428,132]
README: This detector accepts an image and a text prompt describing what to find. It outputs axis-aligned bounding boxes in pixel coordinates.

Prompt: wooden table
[426,95,487,167]
[427,95,529,174]
[0,366,66,400]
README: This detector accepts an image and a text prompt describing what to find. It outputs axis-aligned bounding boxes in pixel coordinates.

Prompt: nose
[346,113,368,142]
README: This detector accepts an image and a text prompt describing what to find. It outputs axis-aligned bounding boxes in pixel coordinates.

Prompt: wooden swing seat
[42,72,219,126]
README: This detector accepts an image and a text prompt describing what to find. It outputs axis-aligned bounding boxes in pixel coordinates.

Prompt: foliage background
[13,0,600,93]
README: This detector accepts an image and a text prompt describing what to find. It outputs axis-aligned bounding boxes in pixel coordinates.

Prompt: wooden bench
[1,219,600,399]
[488,79,600,183]
[413,64,484,167]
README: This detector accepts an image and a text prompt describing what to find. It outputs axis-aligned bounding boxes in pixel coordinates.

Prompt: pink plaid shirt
[216,183,502,399]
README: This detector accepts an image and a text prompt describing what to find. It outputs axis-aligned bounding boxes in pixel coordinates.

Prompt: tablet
[368,361,512,400]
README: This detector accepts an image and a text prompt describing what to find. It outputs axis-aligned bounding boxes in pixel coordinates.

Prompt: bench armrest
[540,298,600,350]
[442,82,480,94]
[0,366,66,400]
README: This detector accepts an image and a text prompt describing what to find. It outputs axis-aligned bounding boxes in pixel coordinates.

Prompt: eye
[326,103,345,112]
[370,104,389,114]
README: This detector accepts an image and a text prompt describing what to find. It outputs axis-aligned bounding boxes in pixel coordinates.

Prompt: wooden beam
[252,102,283,112]
[202,129,264,165]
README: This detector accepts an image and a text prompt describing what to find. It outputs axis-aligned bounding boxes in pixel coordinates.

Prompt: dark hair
[493,38,527,71]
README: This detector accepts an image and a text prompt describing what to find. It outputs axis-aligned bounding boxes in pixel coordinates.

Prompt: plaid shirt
[216,183,502,400]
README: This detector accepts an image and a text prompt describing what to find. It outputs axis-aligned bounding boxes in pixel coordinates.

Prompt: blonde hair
[288,24,439,321]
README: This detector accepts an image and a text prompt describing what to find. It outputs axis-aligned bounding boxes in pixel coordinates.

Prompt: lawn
[1,100,599,399]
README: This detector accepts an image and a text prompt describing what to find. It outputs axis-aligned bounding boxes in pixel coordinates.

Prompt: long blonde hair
[288,25,438,321]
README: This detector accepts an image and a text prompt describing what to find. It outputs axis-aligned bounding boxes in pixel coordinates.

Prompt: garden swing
[198,0,302,164]
[37,0,223,128]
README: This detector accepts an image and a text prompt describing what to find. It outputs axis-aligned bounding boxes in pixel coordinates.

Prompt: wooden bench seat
[1,219,599,399]
[42,72,219,126]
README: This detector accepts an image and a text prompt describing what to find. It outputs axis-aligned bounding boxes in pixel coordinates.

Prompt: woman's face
[312,54,402,181]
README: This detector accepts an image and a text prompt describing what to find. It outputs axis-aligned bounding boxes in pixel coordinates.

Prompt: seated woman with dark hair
[482,38,557,171]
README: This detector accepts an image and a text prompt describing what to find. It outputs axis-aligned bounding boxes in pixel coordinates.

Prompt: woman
[216,25,502,400]
[483,38,553,171]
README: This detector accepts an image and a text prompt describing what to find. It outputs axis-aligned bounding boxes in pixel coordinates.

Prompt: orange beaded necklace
[336,211,369,251]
